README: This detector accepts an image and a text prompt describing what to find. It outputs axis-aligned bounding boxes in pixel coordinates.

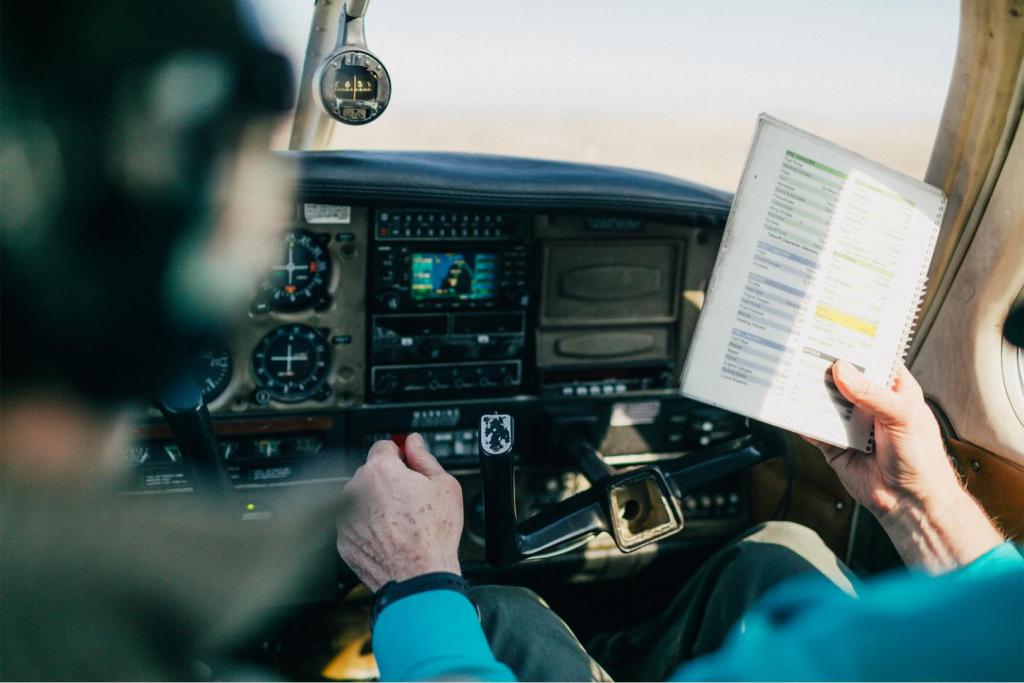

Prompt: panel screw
[971,460,981,472]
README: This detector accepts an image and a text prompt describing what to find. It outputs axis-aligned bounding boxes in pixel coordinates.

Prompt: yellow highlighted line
[814,304,878,337]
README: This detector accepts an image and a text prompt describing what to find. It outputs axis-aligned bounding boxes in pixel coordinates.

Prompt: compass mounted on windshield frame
[315,0,391,125]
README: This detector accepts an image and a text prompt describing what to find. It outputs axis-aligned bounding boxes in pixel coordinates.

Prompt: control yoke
[478,414,780,567]
[157,376,232,500]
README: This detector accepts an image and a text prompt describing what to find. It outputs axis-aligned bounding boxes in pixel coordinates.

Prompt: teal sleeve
[372,589,516,682]
[955,540,1024,579]
[673,542,1024,681]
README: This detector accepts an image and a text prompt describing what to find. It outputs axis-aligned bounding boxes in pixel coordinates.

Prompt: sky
[247,1,960,190]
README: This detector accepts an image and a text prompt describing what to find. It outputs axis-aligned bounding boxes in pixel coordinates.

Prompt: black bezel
[251,324,332,403]
[256,229,333,312]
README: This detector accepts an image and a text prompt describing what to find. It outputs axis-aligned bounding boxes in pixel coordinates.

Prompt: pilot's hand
[807,361,956,516]
[336,433,463,592]
[803,361,1004,572]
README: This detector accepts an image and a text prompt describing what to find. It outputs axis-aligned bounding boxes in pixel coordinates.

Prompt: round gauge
[259,229,332,311]
[316,48,391,125]
[190,339,233,403]
[251,324,331,403]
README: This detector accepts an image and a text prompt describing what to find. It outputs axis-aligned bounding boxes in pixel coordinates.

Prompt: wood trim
[749,434,855,558]
[136,415,335,440]
[948,438,1024,541]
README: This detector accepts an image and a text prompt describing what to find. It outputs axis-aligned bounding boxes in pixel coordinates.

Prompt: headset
[0,0,293,405]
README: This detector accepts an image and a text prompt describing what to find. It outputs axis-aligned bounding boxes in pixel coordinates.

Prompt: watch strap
[370,572,474,630]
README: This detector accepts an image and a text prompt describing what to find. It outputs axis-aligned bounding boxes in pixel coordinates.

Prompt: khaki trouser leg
[589,521,858,681]
[475,521,857,682]
[472,585,614,682]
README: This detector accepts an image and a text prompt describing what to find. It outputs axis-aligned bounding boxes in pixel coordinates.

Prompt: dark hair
[0,0,292,404]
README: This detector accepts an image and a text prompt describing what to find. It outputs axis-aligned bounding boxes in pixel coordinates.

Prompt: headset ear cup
[0,174,182,402]
[0,0,291,404]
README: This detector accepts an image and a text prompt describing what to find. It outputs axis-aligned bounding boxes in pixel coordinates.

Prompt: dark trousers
[471,521,858,682]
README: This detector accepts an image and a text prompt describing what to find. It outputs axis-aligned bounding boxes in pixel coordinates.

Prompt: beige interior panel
[912,115,1024,464]
[913,1,1024,354]
[205,206,369,414]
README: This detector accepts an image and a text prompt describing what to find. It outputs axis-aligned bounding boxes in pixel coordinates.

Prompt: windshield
[251,0,959,192]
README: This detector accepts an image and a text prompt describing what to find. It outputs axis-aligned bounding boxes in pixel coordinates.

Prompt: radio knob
[499,341,520,357]
[375,372,400,394]
[418,338,442,360]
[378,292,401,311]
[510,289,530,307]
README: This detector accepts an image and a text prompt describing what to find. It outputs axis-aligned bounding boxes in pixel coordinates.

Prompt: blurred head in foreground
[0,2,316,679]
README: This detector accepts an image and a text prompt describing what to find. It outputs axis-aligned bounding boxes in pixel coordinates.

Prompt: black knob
[378,292,401,311]
[375,372,400,394]
[509,289,530,307]
[499,342,520,358]
[419,338,442,360]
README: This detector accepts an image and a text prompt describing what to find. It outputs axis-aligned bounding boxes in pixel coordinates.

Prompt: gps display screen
[410,252,497,301]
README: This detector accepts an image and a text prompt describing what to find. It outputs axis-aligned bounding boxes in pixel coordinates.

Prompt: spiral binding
[865,199,945,454]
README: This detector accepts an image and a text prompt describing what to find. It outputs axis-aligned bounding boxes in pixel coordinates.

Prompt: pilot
[4,3,1021,683]
[338,360,1024,681]
[0,1,307,679]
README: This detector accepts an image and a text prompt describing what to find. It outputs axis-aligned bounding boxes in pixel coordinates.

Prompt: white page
[681,115,945,450]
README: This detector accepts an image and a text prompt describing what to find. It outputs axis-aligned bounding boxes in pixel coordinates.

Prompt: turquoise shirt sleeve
[674,542,1024,681]
[955,540,1024,579]
[373,589,516,682]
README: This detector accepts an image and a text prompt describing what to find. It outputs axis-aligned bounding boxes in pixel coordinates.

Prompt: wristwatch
[370,572,478,630]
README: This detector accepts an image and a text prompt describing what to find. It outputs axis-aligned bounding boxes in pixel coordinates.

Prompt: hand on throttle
[336,433,464,592]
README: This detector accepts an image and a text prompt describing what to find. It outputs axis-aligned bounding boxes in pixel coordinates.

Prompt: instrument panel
[108,143,757,591]
[191,205,369,413]
[185,205,722,414]
[128,202,750,577]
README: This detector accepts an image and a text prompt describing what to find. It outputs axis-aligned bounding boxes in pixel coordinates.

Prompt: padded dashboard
[289,151,732,223]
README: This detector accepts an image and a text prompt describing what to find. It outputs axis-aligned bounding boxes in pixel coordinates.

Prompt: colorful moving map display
[410,252,497,301]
